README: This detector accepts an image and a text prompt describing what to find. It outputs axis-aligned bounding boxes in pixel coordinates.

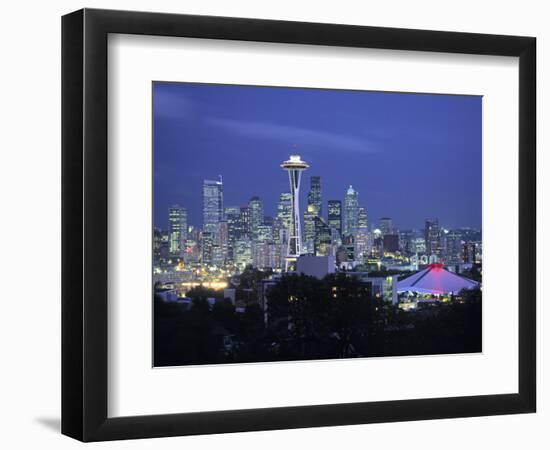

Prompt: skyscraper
[327,200,342,236]
[202,177,224,235]
[224,206,241,242]
[281,155,309,270]
[307,175,322,216]
[313,216,332,256]
[168,205,187,255]
[276,192,292,244]
[239,205,250,240]
[444,230,463,265]
[379,217,394,236]
[355,207,370,259]
[358,207,368,230]
[303,204,317,254]
[343,185,359,237]
[248,196,264,241]
[201,231,213,265]
[425,218,441,257]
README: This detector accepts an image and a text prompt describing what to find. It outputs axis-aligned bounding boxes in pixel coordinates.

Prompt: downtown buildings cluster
[153,155,482,292]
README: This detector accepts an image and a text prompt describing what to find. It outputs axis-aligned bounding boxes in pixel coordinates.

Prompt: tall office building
[153,228,170,264]
[248,196,264,241]
[355,207,369,259]
[327,200,342,236]
[276,192,292,244]
[303,204,317,254]
[281,155,309,270]
[217,221,229,262]
[202,177,224,235]
[383,234,399,253]
[307,176,322,216]
[234,239,252,271]
[168,205,187,255]
[343,185,359,237]
[358,207,368,230]
[379,217,394,236]
[224,206,241,242]
[425,218,441,257]
[239,205,250,240]
[443,230,463,265]
[201,231,214,265]
[313,216,332,256]
[255,224,273,244]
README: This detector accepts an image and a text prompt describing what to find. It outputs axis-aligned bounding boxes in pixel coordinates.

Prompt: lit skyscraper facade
[343,185,359,237]
[355,207,369,259]
[202,177,224,236]
[313,216,332,256]
[276,192,292,244]
[358,207,368,229]
[168,205,187,255]
[239,205,250,240]
[303,204,317,254]
[248,196,264,241]
[425,218,441,258]
[281,155,309,270]
[201,231,213,265]
[444,230,463,265]
[307,176,322,216]
[224,206,241,242]
[327,200,342,236]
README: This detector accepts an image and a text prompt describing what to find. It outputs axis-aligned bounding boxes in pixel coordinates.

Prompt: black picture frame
[62,8,536,442]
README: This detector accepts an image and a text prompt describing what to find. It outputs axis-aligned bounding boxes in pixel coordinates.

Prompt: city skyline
[154,82,482,231]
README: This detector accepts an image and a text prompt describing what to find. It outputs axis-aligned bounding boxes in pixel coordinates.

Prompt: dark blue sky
[153,82,481,231]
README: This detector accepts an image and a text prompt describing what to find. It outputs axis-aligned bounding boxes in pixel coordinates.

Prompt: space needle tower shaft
[280,155,309,271]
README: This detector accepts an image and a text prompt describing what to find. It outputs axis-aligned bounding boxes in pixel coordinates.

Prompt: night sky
[153,82,481,231]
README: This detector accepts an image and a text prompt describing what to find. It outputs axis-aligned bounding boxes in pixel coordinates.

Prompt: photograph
[152,82,483,367]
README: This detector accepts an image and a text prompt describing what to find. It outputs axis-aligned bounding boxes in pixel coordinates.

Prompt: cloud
[207,118,376,153]
[153,85,195,120]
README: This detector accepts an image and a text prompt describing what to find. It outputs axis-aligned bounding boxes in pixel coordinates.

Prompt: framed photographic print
[62,8,536,441]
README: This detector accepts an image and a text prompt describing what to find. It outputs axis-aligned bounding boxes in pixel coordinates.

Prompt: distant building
[255,223,273,244]
[463,241,480,264]
[307,175,322,216]
[203,177,224,236]
[234,239,252,271]
[444,230,463,265]
[343,185,359,236]
[239,205,250,239]
[248,196,264,242]
[253,242,281,270]
[383,234,399,253]
[168,205,187,255]
[313,216,332,256]
[224,206,240,241]
[327,200,342,236]
[354,207,370,259]
[425,218,441,257]
[398,229,419,255]
[379,217,394,236]
[276,192,292,242]
[201,232,213,265]
[303,204,317,254]
[153,228,170,263]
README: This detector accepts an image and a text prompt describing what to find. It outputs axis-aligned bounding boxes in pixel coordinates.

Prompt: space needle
[281,155,309,271]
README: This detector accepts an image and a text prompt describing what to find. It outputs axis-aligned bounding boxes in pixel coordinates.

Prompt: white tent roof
[396,264,479,295]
